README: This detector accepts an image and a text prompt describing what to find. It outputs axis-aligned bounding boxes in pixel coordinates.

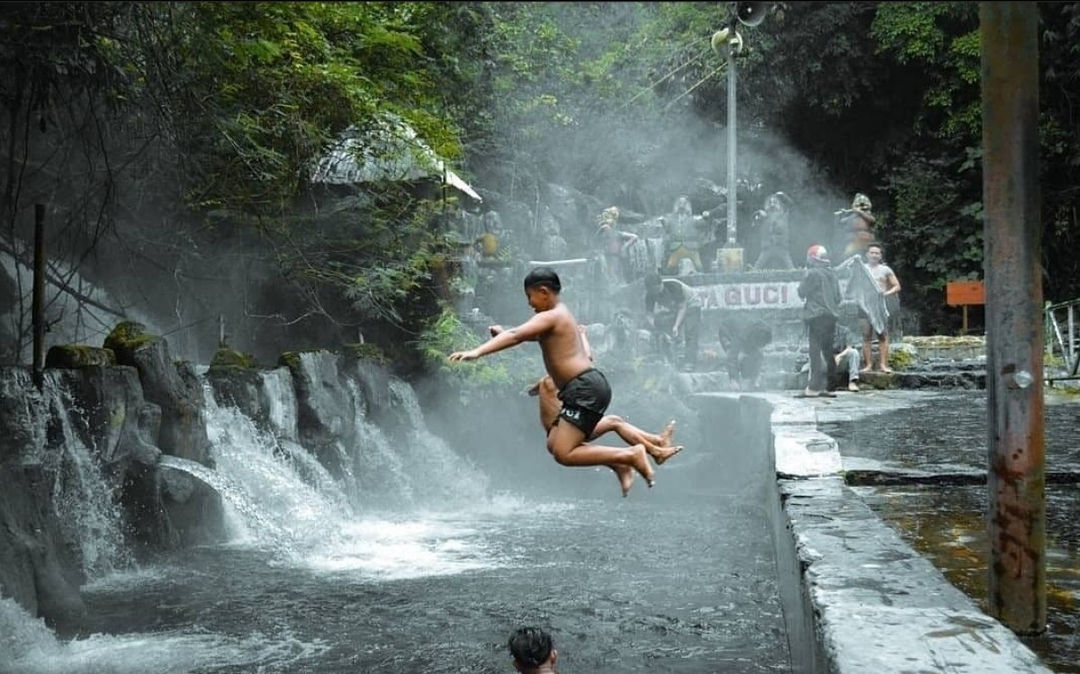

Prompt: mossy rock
[888,347,916,371]
[341,342,389,364]
[103,321,159,361]
[277,349,329,372]
[45,344,116,369]
[208,346,258,373]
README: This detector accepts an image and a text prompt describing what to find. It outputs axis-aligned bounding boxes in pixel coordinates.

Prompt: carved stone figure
[751,191,794,270]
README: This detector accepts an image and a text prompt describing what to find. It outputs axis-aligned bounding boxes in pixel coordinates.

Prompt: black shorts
[557,368,612,437]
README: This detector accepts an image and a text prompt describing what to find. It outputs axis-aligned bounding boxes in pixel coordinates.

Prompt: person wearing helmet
[797,245,842,397]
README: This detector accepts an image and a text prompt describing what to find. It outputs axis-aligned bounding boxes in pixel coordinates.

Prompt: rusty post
[981,2,1045,634]
[32,203,46,389]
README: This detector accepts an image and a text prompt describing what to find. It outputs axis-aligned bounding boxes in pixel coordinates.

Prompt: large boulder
[159,460,227,547]
[49,364,174,550]
[104,321,211,465]
[0,369,86,632]
[0,464,86,635]
[279,349,358,479]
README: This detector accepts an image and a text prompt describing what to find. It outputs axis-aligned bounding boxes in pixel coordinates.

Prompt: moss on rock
[44,344,117,368]
[103,321,158,362]
[342,342,389,364]
[888,348,915,371]
[208,347,258,373]
[277,349,330,372]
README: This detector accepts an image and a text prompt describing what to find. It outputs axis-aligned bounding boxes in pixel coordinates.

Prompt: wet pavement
[807,388,1080,673]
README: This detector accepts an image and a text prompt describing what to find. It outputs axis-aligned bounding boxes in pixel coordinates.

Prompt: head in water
[524,266,561,313]
[508,626,557,673]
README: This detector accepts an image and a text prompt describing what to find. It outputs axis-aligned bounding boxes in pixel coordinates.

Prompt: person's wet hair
[508,626,553,669]
[524,266,561,293]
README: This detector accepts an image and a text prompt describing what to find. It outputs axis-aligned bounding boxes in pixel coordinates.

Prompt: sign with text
[694,281,804,311]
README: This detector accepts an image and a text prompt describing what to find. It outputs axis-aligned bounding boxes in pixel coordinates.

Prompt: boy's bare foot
[649,444,683,465]
[612,464,635,497]
[659,419,677,446]
[881,367,894,373]
[629,444,655,488]
[859,367,872,373]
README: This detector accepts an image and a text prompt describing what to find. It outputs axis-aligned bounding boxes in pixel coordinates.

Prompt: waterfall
[260,367,298,441]
[384,378,490,508]
[201,385,351,555]
[39,372,130,579]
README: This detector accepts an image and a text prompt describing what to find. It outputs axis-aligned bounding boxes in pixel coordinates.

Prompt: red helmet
[806,244,829,265]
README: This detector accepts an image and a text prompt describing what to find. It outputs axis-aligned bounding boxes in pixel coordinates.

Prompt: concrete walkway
[694,389,1055,674]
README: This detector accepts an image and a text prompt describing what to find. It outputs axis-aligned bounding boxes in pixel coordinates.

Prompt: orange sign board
[946,280,986,306]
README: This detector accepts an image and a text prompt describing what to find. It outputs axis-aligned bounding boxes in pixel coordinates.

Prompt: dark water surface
[4,391,790,674]
[822,390,1080,673]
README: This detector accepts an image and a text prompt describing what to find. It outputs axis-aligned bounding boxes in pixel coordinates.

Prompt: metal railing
[1045,298,1080,381]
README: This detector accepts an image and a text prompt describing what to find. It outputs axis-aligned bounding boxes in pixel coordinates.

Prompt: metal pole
[32,203,45,388]
[726,34,737,246]
[981,1,1044,635]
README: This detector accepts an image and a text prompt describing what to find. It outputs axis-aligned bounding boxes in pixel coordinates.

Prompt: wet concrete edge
[692,392,1055,674]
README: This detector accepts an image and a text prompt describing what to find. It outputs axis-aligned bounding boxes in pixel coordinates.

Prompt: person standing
[645,273,702,371]
[860,242,901,373]
[797,245,842,398]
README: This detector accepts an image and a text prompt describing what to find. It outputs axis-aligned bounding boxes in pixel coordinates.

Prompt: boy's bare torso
[537,303,593,389]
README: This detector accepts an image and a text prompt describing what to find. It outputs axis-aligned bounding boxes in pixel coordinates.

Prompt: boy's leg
[547,419,655,492]
[536,376,561,431]
[590,415,681,464]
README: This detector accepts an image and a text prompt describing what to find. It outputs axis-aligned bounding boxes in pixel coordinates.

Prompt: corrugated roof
[311,116,481,202]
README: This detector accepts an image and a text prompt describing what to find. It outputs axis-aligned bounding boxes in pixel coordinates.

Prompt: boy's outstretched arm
[448,312,553,362]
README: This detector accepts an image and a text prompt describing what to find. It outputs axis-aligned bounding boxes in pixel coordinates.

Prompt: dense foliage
[2,1,1078,366]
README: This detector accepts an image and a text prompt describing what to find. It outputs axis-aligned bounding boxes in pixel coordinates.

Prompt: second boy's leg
[536,376,561,431]
[546,419,655,494]
[538,375,681,465]
[590,415,682,464]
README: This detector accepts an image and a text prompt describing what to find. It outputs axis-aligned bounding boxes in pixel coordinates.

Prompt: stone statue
[835,192,876,260]
[751,191,795,270]
[660,195,706,275]
[594,206,640,284]
[538,206,568,261]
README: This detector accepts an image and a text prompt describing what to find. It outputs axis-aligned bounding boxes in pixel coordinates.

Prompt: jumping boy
[448,266,682,496]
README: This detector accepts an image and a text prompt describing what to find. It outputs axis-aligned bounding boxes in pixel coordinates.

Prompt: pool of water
[2,396,791,674]
[823,390,1080,672]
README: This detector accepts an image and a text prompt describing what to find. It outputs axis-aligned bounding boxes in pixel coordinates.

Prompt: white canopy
[311,115,482,202]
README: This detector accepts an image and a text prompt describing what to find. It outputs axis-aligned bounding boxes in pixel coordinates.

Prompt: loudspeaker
[736,2,769,27]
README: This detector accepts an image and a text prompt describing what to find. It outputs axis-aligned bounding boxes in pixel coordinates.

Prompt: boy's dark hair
[508,626,553,668]
[524,266,561,293]
[867,242,884,254]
